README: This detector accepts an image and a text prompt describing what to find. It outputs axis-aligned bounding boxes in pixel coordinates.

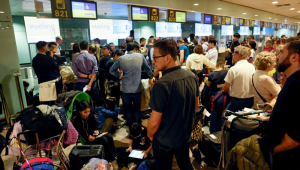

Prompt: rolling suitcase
[69,145,104,170]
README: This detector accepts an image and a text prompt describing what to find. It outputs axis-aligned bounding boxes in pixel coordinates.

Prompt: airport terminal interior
[0,0,300,169]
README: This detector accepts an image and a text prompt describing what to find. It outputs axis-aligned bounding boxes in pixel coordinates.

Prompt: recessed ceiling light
[269,17,272,19]
[290,8,295,10]
[275,19,277,20]
[297,11,300,13]
[0,11,4,13]
[272,1,278,4]
[243,13,247,15]
[285,20,287,21]
[298,22,300,23]
[1,28,4,29]
[194,3,199,6]
[217,8,222,10]
[255,15,258,16]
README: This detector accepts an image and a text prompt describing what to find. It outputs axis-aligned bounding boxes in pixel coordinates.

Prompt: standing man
[55,36,63,56]
[226,33,240,66]
[110,42,152,126]
[98,44,112,97]
[147,40,199,170]
[47,42,62,71]
[140,37,146,47]
[205,39,218,64]
[262,37,300,169]
[72,41,98,99]
[109,42,115,57]
[222,45,255,112]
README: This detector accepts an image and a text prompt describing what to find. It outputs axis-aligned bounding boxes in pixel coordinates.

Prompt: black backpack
[19,107,62,145]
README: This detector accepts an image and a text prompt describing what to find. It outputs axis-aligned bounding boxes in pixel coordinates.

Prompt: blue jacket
[94,106,118,129]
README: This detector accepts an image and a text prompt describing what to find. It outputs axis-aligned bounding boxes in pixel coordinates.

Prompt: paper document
[83,85,88,92]
[129,150,144,159]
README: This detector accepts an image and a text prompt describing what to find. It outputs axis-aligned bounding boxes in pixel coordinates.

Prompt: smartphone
[257,104,272,110]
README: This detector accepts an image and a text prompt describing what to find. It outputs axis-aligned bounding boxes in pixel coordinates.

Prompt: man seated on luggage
[222,45,255,112]
[261,37,300,169]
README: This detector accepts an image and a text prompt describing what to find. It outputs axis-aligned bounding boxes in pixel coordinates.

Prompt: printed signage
[221,16,226,25]
[51,0,71,19]
[168,10,176,22]
[150,8,159,21]
[212,15,218,25]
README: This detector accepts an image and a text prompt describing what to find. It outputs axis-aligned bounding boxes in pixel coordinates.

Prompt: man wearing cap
[98,44,112,96]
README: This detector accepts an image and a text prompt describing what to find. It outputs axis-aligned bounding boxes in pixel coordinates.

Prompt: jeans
[76,81,99,101]
[122,92,142,126]
[226,97,254,112]
[152,137,193,170]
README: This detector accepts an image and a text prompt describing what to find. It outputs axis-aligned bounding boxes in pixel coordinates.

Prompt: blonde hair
[254,52,276,70]
[95,44,101,61]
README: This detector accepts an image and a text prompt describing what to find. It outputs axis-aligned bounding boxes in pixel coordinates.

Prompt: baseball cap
[102,44,111,51]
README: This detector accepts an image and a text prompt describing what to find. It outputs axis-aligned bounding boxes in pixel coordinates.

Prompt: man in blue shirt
[110,42,152,126]
[177,39,190,65]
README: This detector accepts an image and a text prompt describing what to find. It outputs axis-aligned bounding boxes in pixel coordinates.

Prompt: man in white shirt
[222,45,255,112]
[201,38,209,52]
[55,36,63,56]
[205,39,218,64]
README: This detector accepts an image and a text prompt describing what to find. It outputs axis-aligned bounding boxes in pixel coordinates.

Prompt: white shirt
[224,60,255,98]
[55,43,61,55]
[250,49,255,60]
[205,47,218,64]
[252,70,281,109]
[186,53,216,71]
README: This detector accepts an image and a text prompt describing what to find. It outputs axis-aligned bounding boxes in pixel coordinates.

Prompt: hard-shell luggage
[20,157,54,170]
[81,158,109,170]
[69,145,104,170]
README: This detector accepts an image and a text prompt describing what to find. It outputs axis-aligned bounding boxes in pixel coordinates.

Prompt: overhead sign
[239,19,244,26]
[212,15,218,25]
[175,11,186,22]
[204,14,212,24]
[71,1,97,19]
[221,16,226,25]
[168,10,176,22]
[250,20,255,27]
[131,6,149,21]
[226,17,231,25]
[51,0,71,19]
[244,19,248,26]
[150,8,159,21]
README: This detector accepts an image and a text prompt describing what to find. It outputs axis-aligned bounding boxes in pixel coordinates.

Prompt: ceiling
[222,0,300,20]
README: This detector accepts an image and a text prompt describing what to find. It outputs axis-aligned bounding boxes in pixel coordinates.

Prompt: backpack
[60,66,76,84]
[20,157,54,170]
[56,90,82,110]
[81,158,109,170]
[19,107,62,145]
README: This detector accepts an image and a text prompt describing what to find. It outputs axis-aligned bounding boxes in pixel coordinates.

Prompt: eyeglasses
[153,55,166,62]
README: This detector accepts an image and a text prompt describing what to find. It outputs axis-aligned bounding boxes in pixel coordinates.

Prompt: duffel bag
[198,131,222,167]
[69,145,104,170]
[81,158,109,170]
[227,116,265,152]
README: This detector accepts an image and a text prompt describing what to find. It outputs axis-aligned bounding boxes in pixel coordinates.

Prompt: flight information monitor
[131,6,149,21]
[204,14,212,24]
[175,11,186,22]
[71,1,97,19]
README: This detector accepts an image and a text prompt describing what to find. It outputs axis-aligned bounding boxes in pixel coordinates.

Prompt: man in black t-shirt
[46,42,62,74]
[262,37,300,169]
[98,44,112,97]
[32,41,59,84]
[147,40,199,170]
[226,33,240,66]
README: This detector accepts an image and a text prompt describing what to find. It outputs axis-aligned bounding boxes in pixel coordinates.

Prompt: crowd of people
[25,31,300,170]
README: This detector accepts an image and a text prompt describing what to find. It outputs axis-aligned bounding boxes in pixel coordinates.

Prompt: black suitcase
[198,131,222,167]
[69,145,104,170]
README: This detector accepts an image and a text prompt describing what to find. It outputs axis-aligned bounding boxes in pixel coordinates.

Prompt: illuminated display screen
[175,11,186,22]
[204,14,212,24]
[195,23,212,36]
[131,6,148,21]
[71,1,97,19]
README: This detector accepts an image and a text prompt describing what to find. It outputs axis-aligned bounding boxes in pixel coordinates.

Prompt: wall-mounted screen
[239,26,250,35]
[175,11,186,22]
[24,16,60,43]
[156,22,181,37]
[195,23,212,36]
[89,19,132,39]
[221,25,233,36]
[226,17,231,25]
[204,14,212,24]
[239,19,244,26]
[131,6,148,21]
[71,1,97,19]
[253,27,260,35]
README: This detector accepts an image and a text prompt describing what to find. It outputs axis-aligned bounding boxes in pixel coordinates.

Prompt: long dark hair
[77,100,91,112]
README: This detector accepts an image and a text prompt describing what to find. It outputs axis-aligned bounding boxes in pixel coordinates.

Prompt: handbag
[190,107,204,148]
[252,74,267,103]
